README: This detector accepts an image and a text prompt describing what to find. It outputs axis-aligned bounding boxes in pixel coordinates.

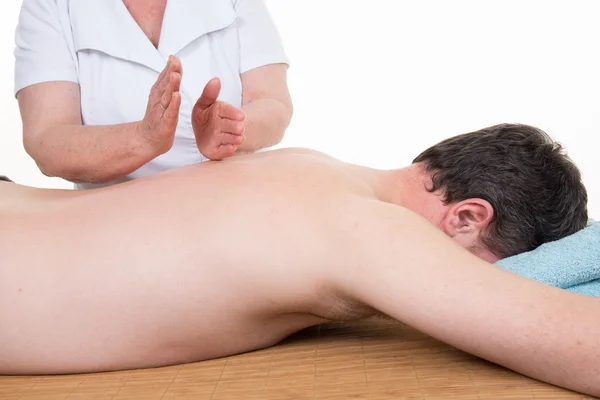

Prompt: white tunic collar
[70,0,237,73]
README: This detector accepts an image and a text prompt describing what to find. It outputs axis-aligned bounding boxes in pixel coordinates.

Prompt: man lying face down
[0,123,597,397]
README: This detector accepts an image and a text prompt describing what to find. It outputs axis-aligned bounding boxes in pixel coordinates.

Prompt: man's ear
[441,198,494,238]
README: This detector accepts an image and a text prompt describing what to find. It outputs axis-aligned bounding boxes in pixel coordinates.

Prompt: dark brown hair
[413,123,588,258]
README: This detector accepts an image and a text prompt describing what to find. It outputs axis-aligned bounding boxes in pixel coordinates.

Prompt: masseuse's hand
[139,55,183,156]
[192,78,246,160]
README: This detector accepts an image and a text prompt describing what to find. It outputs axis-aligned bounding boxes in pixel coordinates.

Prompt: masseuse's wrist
[133,121,171,162]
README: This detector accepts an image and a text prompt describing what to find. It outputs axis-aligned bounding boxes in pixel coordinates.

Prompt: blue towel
[495,220,600,297]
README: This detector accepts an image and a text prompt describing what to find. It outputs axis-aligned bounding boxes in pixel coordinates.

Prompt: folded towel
[495,220,600,297]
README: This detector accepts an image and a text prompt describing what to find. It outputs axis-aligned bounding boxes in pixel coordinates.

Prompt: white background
[0,0,598,217]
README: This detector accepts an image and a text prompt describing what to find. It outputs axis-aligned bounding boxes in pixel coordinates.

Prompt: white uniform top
[14,0,289,189]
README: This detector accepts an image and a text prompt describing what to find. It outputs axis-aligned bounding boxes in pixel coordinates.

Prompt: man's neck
[369,164,449,228]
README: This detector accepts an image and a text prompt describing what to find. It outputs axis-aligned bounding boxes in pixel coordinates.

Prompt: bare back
[3,149,600,398]
[0,149,379,374]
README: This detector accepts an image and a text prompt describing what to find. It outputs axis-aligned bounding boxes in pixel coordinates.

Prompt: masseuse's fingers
[160,71,182,113]
[154,56,179,98]
[160,58,182,131]
[220,119,245,136]
[153,58,171,92]
[218,103,246,122]
[212,144,237,160]
[158,57,182,110]
[142,55,183,155]
[221,133,246,146]
[195,78,221,111]
[164,92,182,124]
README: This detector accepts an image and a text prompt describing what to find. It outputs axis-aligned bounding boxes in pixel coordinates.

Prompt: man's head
[412,123,588,261]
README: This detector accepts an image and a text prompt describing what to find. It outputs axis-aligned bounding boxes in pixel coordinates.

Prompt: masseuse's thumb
[195,77,221,111]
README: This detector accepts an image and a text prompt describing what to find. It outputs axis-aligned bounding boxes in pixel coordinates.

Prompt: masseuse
[14,0,293,189]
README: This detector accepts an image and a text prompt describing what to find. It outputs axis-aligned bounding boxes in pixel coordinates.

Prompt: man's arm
[335,201,600,397]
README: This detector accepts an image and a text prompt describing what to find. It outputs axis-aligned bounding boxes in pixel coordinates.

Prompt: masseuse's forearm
[26,122,153,184]
[237,98,293,154]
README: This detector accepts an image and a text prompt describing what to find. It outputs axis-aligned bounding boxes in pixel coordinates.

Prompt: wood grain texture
[0,317,593,400]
